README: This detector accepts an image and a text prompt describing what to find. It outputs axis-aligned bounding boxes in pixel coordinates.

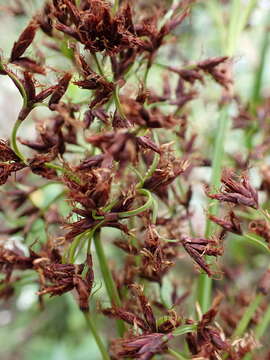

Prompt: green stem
[232,293,263,338]
[1,64,28,107]
[113,0,119,14]
[253,303,270,339]
[93,53,105,77]
[118,189,153,218]
[93,230,125,336]
[251,12,270,105]
[226,0,241,56]
[84,312,110,360]
[92,52,126,120]
[143,61,151,87]
[113,85,126,119]
[0,59,31,163]
[172,324,197,337]
[69,233,84,263]
[197,105,230,313]
[206,0,226,51]
[11,119,27,163]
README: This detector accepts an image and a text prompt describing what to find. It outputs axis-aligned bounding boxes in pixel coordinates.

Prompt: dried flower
[181,236,223,276]
[208,211,242,235]
[206,169,259,209]
[10,20,38,61]
[110,333,170,360]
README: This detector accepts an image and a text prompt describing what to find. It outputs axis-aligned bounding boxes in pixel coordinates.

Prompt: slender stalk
[113,0,119,14]
[251,12,270,105]
[118,189,153,218]
[113,85,126,119]
[172,324,197,337]
[197,0,256,313]
[226,0,241,56]
[93,53,105,77]
[253,303,270,339]
[11,119,27,163]
[93,230,125,336]
[93,52,126,120]
[138,154,159,187]
[197,105,230,313]
[84,312,110,360]
[69,233,84,263]
[206,0,226,50]
[232,293,263,338]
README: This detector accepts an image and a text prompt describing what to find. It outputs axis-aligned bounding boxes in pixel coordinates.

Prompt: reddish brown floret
[206,169,259,209]
[208,211,242,235]
[10,20,38,61]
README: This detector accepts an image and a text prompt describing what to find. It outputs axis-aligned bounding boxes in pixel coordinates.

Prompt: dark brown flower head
[208,211,242,235]
[19,114,65,155]
[52,0,142,55]
[110,188,136,213]
[102,307,149,332]
[0,162,25,185]
[39,2,53,36]
[168,66,204,84]
[82,108,109,129]
[10,19,39,62]
[122,98,182,128]
[22,71,36,103]
[112,110,132,129]
[206,169,259,209]
[28,147,58,179]
[130,284,156,332]
[181,236,223,277]
[0,140,20,162]
[35,86,57,103]
[0,245,40,282]
[49,73,72,109]
[187,293,230,357]
[65,167,112,210]
[138,225,176,284]
[36,254,94,312]
[74,71,114,108]
[12,57,46,74]
[197,56,232,90]
[114,240,139,255]
[197,56,229,71]
[86,131,144,171]
[144,151,189,200]
[110,333,170,360]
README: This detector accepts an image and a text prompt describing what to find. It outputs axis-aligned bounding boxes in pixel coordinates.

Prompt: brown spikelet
[10,20,38,62]
[49,73,72,109]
